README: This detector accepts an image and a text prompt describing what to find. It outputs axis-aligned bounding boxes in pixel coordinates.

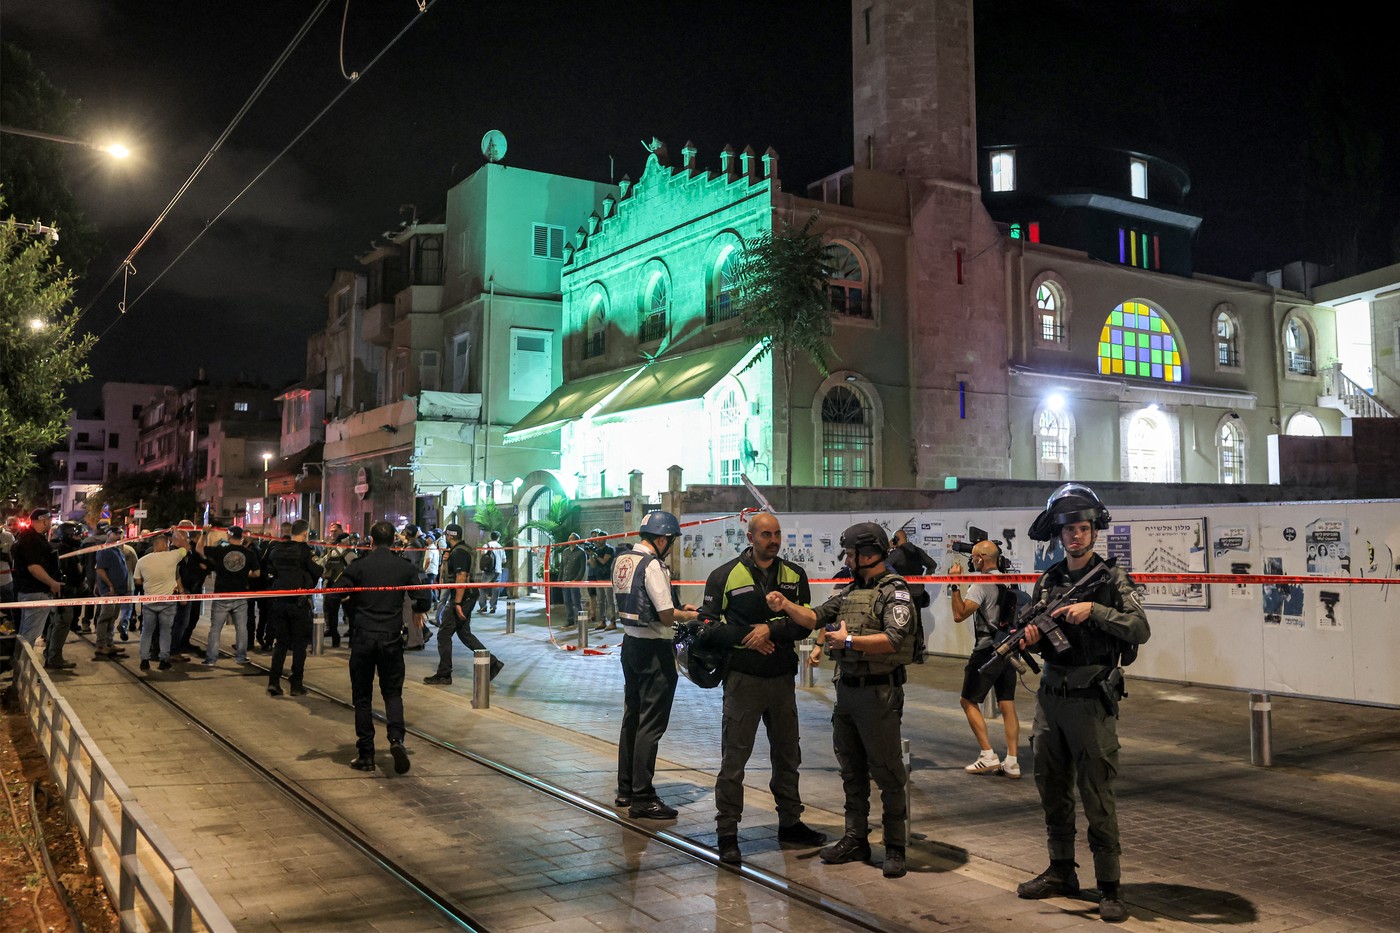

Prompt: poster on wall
[1101,518,1210,609]
[1305,518,1350,576]
[1316,589,1343,630]
[1212,525,1254,600]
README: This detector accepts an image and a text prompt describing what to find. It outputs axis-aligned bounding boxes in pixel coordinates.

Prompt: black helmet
[1028,483,1111,541]
[56,521,83,543]
[674,622,725,689]
[839,521,889,555]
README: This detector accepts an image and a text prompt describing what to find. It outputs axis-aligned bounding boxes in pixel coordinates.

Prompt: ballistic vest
[616,551,667,637]
[828,572,918,675]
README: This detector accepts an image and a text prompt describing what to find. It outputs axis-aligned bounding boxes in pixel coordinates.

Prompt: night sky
[4,0,1395,414]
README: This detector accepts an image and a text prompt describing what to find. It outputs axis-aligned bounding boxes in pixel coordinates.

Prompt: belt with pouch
[839,668,907,688]
[1041,683,1102,699]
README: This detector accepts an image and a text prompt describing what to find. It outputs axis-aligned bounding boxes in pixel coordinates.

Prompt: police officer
[1016,483,1150,923]
[614,510,698,820]
[424,524,503,685]
[263,519,321,696]
[340,520,431,774]
[767,521,917,879]
[695,511,826,863]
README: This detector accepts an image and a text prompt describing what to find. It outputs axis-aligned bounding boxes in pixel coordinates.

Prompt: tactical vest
[1036,560,1134,673]
[616,552,665,633]
[828,573,918,675]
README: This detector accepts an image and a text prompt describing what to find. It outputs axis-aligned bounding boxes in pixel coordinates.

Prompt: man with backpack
[475,530,504,614]
[320,532,356,648]
[947,538,1022,779]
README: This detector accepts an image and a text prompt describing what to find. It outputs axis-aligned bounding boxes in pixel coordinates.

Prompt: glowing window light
[1097,301,1183,383]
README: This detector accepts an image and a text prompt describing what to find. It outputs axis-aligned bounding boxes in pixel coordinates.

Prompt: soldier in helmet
[767,521,917,879]
[612,510,698,821]
[1016,483,1150,923]
[694,511,826,864]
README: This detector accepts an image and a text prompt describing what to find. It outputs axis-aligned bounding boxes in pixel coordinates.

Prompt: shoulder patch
[891,589,911,602]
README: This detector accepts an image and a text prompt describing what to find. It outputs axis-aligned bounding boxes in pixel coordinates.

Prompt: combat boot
[883,845,907,878]
[1017,860,1080,899]
[1098,880,1127,922]
[819,833,872,865]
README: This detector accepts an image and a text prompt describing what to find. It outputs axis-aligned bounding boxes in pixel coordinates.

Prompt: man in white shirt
[134,533,187,671]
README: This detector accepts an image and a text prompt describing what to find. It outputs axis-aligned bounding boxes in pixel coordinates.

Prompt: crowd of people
[2,484,1150,921]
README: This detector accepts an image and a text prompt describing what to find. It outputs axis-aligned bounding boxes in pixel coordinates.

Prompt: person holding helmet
[1016,483,1150,923]
[767,521,918,879]
[613,510,698,820]
[694,511,825,863]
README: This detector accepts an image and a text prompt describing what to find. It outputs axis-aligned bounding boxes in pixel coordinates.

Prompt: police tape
[3,569,1388,613]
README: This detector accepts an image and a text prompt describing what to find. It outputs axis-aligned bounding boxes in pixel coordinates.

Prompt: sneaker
[202,658,217,667]
[390,742,410,775]
[170,654,190,663]
[290,685,308,697]
[158,660,172,671]
[119,631,129,641]
[1017,862,1081,899]
[777,821,827,848]
[717,835,741,864]
[140,660,150,672]
[883,845,907,879]
[423,674,452,685]
[267,684,283,697]
[964,752,1002,775]
[1099,893,1127,923]
[628,799,678,820]
[1002,758,1022,779]
[820,834,872,865]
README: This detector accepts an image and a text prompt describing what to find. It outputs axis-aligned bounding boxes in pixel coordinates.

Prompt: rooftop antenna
[481,129,508,164]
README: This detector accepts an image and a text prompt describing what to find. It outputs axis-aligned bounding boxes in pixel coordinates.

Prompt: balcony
[706,296,740,326]
[1286,351,1315,377]
[639,311,667,344]
[581,332,605,360]
[362,301,394,346]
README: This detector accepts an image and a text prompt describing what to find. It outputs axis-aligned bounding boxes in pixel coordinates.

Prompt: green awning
[593,341,758,418]
[504,365,642,441]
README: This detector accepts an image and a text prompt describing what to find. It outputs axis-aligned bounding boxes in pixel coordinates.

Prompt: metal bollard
[902,738,912,842]
[577,610,589,651]
[473,649,491,709]
[982,692,1000,721]
[505,600,516,634]
[797,638,816,688]
[311,618,326,656]
[1250,692,1273,767]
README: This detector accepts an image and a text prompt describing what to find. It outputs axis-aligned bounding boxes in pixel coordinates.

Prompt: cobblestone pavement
[33,599,1400,932]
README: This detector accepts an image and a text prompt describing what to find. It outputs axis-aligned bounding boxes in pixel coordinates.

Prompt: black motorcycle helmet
[1028,483,1111,541]
[674,623,726,688]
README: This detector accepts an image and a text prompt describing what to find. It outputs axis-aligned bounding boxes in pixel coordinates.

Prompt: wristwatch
[947,584,960,595]
[844,635,853,651]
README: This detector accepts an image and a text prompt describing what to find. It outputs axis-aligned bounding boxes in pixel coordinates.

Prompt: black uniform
[264,539,320,692]
[341,547,428,756]
[1028,553,1150,887]
[697,548,812,837]
[432,542,499,679]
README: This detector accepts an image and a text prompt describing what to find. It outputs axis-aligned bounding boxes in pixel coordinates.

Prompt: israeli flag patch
[892,590,912,602]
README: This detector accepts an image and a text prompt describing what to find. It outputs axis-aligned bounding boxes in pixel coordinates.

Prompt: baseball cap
[444,523,463,537]
[29,508,52,522]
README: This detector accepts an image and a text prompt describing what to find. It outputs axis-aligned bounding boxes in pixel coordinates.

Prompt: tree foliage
[0,42,100,274]
[0,199,95,498]
[473,499,518,546]
[519,496,580,574]
[733,211,838,500]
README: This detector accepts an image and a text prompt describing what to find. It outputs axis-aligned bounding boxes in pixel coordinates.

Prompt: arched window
[1036,282,1065,343]
[412,235,443,285]
[1126,411,1171,482]
[1286,411,1324,436]
[1098,301,1184,383]
[1285,315,1315,375]
[1215,306,1240,368]
[820,385,873,487]
[1035,407,1073,480]
[1218,418,1245,484]
[712,386,743,485]
[826,243,869,319]
[707,247,739,325]
[583,297,606,360]
[640,272,668,342]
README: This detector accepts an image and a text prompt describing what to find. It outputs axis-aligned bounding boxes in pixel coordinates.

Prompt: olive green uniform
[1029,554,1150,884]
[814,570,917,847]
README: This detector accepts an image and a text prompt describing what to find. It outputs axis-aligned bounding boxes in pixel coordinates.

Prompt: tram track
[85,631,907,933]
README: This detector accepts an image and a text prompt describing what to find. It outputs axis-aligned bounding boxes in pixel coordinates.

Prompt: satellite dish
[481,130,508,163]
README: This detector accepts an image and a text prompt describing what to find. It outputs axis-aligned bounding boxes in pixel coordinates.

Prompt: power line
[80,0,336,324]
[95,0,441,341]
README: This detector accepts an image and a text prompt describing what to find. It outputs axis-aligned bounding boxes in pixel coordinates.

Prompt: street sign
[132,509,148,519]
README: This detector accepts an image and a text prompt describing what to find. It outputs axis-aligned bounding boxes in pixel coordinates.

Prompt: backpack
[478,545,498,576]
[993,583,1023,630]
[323,549,348,583]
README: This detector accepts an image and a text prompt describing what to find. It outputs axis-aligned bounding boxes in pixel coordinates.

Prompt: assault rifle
[978,559,1115,678]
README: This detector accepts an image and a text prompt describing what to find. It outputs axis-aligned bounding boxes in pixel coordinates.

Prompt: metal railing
[13,641,234,933]
[638,311,667,343]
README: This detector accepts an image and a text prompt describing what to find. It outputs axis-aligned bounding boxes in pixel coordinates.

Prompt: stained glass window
[1097,301,1184,383]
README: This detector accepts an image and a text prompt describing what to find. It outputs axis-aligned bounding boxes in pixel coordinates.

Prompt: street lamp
[1,124,131,159]
[262,451,273,533]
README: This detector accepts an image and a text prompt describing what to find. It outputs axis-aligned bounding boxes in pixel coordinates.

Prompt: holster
[1098,667,1126,718]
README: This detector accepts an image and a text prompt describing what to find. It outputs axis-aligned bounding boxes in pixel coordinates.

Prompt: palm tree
[519,496,581,575]
[733,211,837,507]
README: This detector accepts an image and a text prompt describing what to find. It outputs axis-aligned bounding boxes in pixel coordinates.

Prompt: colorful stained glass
[1096,302,1184,383]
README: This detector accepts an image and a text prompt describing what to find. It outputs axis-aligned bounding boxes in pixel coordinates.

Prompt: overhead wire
[94,0,441,342]
[79,0,336,324]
